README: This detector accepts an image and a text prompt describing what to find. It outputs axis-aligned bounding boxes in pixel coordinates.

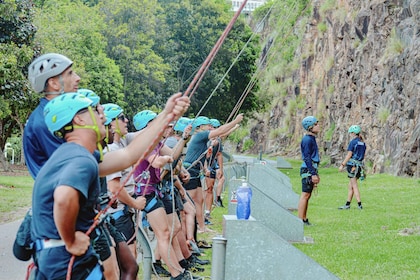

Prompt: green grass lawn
[2,159,420,279]
[284,159,420,280]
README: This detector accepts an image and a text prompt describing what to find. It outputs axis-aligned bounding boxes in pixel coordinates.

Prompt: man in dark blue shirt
[298,116,321,226]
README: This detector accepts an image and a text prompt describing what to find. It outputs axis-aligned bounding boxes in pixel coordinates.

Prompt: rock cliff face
[255,0,420,177]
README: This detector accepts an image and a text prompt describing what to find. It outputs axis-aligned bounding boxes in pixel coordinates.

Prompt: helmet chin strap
[73,106,104,161]
[113,120,126,139]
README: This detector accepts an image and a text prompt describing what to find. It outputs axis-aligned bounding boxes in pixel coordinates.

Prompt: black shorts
[113,212,136,245]
[161,188,184,214]
[183,177,202,191]
[346,164,363,179]
[300,167,315,193]
[143,193,164,214]
[91,224,112,261]
[206,168,217,179]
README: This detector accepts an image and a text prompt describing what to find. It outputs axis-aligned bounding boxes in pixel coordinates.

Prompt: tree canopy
[1,0,263,158]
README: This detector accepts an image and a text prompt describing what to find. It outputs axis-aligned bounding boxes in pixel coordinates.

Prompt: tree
[33,0,124,105]
[158,0,261,121]
[99,0,170,121]
[0,0,39,167]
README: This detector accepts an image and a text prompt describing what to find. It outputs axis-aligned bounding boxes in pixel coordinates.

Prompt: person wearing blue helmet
[132,110,197,280]
[103,104,148,259]
[338,125,366,210]
[32,93,105,279]
[29,91,190,279]
[184,114,243,233]
[299,116,321,226]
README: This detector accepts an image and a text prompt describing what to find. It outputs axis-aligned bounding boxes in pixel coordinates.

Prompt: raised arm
[208,114,243,140]
[99,93,189,177]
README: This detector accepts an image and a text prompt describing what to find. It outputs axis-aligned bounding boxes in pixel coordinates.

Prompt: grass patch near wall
[282,159,420,279]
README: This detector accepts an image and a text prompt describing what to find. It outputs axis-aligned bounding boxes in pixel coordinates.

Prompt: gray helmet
[28,53,73,93]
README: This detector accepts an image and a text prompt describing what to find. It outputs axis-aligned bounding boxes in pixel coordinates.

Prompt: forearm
[108,179,135,208]
[54,186,79,244]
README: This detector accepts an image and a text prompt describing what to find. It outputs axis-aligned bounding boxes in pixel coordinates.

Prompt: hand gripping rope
[66,1,250,279]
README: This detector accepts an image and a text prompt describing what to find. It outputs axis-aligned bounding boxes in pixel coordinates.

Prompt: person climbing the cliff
[298,116,320,226]
[338,125,366,210]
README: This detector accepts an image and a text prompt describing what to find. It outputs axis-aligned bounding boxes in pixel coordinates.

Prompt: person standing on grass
[183,114,243,233]
[338,125,366,210]
[298,116,320,226]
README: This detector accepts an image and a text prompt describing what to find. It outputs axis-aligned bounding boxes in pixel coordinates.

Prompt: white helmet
[28,53,73,93]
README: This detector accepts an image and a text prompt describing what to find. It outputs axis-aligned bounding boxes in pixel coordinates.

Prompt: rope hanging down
[184,0,250,99]
[66,1,249,279]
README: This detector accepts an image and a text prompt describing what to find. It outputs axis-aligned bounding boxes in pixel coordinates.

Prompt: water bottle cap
[242,182,247,187]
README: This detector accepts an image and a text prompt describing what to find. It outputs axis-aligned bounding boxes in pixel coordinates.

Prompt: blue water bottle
[236,182,252,220]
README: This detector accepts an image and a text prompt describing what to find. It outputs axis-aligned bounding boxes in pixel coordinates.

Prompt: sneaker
[197,240,212,249]
[153,262,171,277]
[170,271,192,280]
[338,205,351,210]
[204,218,212,225]
[189,254,210,265]
[186,262,205,273]
[358,204,363,210]
[214,197,224,207]
[302,219,311,226]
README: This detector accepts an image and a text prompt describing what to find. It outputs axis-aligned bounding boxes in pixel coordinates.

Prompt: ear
[46,76,60,91]
[73,114,87,126]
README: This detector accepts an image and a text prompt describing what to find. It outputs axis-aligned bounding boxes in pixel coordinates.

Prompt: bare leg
[188,188,205,231]
[147,208,184,277]
[205,176,215,214]
[102,247,120,280]
[298,192,312,220]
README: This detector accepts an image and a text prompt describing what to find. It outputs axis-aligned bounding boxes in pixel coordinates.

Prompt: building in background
[230,0,267,13]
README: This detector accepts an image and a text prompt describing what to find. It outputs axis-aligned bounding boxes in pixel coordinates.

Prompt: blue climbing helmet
[302,116,318,131]
[191,116,211,130]
[44,93,93,137]
[348,125,361,134]
[77,89,100,106]
[174,117,192,133]
[133,110,157,131]
[102,103,123,126]
[210,118,221,128]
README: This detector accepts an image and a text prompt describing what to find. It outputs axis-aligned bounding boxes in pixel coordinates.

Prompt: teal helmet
[102,103,123,126]
[210,118,221,128]
[348,125,361,134]
[302,116,318,131]
[174,117,191,133]
[77,89,100,106]
[191,116,211,130]
[133,110,157,131]
[44,93,93,137]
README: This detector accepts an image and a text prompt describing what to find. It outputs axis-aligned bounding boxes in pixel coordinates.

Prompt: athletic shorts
[91,224,112,261]
[300,167,315,193]
[113,212,136,245]
[183,177,202,191]
[206,168,217,179]
[346,164,362,179]
[143,193,164,214]
[161,188,184,214]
